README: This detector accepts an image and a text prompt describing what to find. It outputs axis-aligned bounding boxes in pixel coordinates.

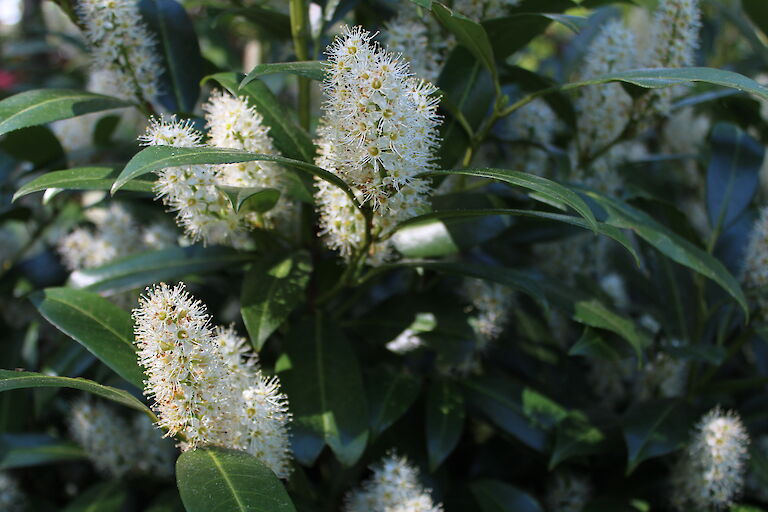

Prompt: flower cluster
[0,472,25,512]
[315,26,441,261]
[77,0,162,104]
[462,278,514,346]
[344,453,443,512]
[58,202,176,271]
[545,473,591,512]
[505,99,557,176]
[383,2,450,83]
[636,351,688,400]
[743,206,768,291]
[453,0,520,21]
[671,407,749,509]
[69,398,175,478]
[132,282,292,478]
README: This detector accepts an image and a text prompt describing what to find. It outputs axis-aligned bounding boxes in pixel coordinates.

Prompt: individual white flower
[0,472,25,512]
[462,278,513,346]
[546,472,591,512]
[453,0,520,20]
[77,0,162,104]
[576,19,637,157]
[671,407,749,509]
[344,453,443,512]
[133,282,293,478]
[505,99,557,176]
[140,116,251,248]
[203,89,294,229]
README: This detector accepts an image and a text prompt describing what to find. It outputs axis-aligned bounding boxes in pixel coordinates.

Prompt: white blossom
[463,278,513,346]
[742,206,768,291]
[546,472,591,512]
[344,453,443,512]
[505,99,557,176]
[383,2,450,83]
[636,351,688,400]
[77,0,162,104]
[133,282,293,478]
[453,0,520,21]
[672,407,749,509]
[0,472,25,512]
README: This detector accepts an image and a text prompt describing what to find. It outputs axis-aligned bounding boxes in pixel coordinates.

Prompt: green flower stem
[290,0,311,130]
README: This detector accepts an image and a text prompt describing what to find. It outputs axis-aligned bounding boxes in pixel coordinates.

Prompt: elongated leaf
[623,399,691,475]
[584,190,748,314]
[0,370,151,415]
[241,252,312,351]
[204,73,315,163]
[706,123,764,231]
[470,480,543,512]
[241,61,326,89]
[277,315,368,466]
[30,287,142,388]
[0,125,64,165]
[426,379,465,471]
[176,448,296,512]
[218,186,280,213]
[111,146,355,207]
[70,246,251,294]
[549,411,605,469]
[421,169,597,230]
[63,482,126,512]
[218,6,290,39]
[367,368,421,437]
[140,0,203,112]
[484,4,578,60]
[14,166,154,201]
[0,89,130,137]
[572,300,648,359]
[0,434,85,469]
[431,2,497,81]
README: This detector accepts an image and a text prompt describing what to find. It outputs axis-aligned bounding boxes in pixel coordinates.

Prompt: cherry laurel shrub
[2,0,768,510]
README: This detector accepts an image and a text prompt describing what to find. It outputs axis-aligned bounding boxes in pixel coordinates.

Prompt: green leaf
[425,379,465,471]
[63,482,127,512]
[0,125,64,165]
[623,399,691,475]
[0,370,151,415]
[470,480,543,512]
[176,448,296,512]
[484,3,578,60]
[572,300,649,360]
[277,315,368,466]
[549,411,605,469]
[706,123,764,232]
[218,186,280,213]
[743,0,768,38]
[29,287,143,388]
[69,246,251,294]
[13,166,154,201]
[584,190,749,315]
[569,327,624,360]
[217,6,290,39]
[0,434,85,469]
[241,252,312,351]
[431,2,497,82]
[0,89,130,137]
[111,146,355,208]
[391,219,460,258]
[139,0,203,113]
[203,72,315,163]
[422,168,598,230]
[367,367,421,438]
[241,61,326,89]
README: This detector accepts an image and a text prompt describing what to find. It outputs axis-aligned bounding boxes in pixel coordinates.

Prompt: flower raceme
[132,282,293,479]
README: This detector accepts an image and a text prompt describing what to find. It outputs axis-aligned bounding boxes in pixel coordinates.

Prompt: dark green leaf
[63,482,126,512]
[573,300,649,360]
[425,379,465,471]
[277,315,368,466]
[0,89,130,137]
[470,480,543,512]
[241,252,312,351]
[549,411,605,469]
[0,125,64,165]
[70,246,251,294]
[30,287,143,388]
[176,448,296,512]
[14,166,154,201]
[623,399,691,475]
[431,2,497,81]
[218,6,290,39]
[241,61,326,89]
[218,186,280,213]
[0,434,84,469]
[484,5,578,60]
[140,0,203,112]
[367,368,421,438]
[743,0,768,39]
[0,370,151,415]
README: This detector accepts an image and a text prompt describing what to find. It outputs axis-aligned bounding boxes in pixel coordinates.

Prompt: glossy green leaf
[470,480,543,512]
[422,168,597,230]
[431,2,497,81]
[176,447,296,512]
[63,482,126,512]
[0,89,130,137]
[218,186,280,213]
[241,252,312,351]
[623,399,691,475]
[111,146,355,208]
[29,287,142,388]
[367,367,421,437]
[426,379,465,471]
[241,61,325,89]
[573,300,649,360]
[70,246,252,294]
[140,0,203,112]
[0,125,64,165]
[13,166,153,201]
[277,315,368,466]
[0,434,84,469]
[0,370,151,415]
[218,6,290,39]
[549,411,605,469]
[203,73,315,163]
